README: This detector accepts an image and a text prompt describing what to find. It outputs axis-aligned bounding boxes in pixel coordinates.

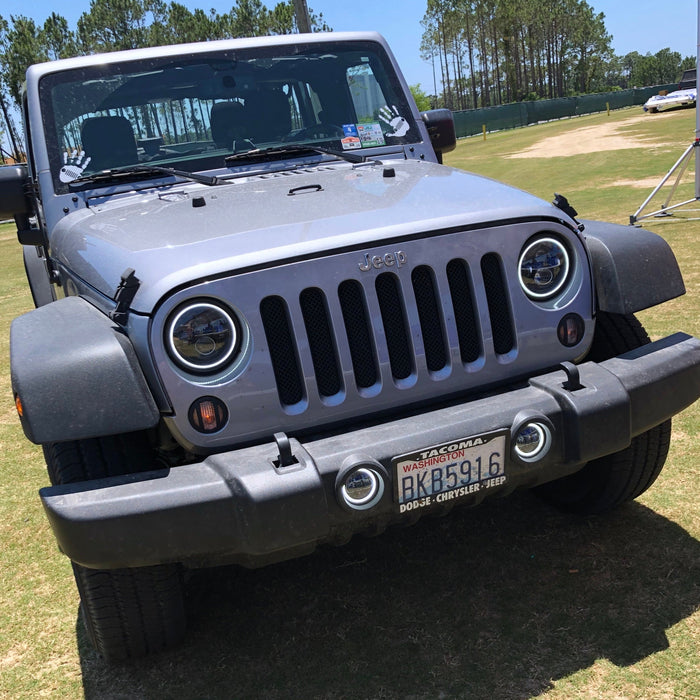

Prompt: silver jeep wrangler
[2,32,699,661]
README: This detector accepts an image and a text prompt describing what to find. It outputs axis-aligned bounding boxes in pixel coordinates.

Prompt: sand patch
[508,114,663,158]
[0,642,28,670]
[611,174,694,188]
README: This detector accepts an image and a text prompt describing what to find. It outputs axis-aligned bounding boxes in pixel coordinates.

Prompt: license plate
[392,431,508,513]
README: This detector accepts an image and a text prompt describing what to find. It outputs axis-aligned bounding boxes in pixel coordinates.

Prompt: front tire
[44,432,187,661]
[536,313,671,514]
[72,561,186,661]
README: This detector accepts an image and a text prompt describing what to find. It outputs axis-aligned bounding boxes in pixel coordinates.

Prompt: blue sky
[1,0,698,91]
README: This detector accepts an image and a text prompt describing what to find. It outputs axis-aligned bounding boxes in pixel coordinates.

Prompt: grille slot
[299,287,342,398]
[260,295,304,406]
[481,253,515,355]
[338,280,378,389]
[376,272,413,380]
[412,265,447,372]
[446,258,481,363]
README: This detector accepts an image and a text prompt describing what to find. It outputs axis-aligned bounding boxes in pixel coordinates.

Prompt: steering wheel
[283,123,343,141]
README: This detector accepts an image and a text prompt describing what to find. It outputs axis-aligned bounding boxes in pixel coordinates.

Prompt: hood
[51,159,567,312]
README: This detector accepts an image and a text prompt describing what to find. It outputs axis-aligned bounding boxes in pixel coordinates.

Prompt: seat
[210,101,249,149]
[80,116,138,171]
[244,88,292,143]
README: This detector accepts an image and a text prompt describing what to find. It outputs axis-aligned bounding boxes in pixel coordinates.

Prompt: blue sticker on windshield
[341,123,362,150]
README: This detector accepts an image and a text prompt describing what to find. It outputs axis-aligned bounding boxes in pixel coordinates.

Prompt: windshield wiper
[68,164,222,188]
[224,144,373,165]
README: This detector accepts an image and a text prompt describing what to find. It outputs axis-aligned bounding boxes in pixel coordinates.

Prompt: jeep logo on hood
[358,250,407,272]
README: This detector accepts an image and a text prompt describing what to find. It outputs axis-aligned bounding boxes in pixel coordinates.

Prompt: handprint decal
[378,105,409,137]
[59,150,91,183]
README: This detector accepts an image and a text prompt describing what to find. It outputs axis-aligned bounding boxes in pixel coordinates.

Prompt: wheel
[43,432,187,661]
[71,561,185,662]
[536,313,671,514]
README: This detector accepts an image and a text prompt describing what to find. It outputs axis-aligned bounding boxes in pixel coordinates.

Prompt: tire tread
[43,430,186,660]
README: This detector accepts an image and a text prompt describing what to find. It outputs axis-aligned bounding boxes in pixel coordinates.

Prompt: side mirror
[421,109,456,163]
[0,164,30,220]
[0,164,43,246]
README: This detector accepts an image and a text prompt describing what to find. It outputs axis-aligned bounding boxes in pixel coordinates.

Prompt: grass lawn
[0,105,698,699]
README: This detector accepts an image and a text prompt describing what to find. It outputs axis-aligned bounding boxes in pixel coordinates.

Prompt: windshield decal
[341,124,362,150]
[341,122,386,150]
[60,150,92,183]
[357,123,386,148]
[379,105,409,137]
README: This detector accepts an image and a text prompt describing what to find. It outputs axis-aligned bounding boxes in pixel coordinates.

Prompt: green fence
[452,84,678,138]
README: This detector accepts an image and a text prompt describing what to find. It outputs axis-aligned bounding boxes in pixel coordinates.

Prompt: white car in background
[643,88,696,113]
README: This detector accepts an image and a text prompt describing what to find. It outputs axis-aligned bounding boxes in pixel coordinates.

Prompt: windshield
[39,40,420,192]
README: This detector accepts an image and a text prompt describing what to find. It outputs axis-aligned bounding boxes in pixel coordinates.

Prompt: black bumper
[40,333,700,570]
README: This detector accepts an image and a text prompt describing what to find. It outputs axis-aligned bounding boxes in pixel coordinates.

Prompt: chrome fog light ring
[342,468,381,507]
[513,421,552,463]
[336,458,387,512]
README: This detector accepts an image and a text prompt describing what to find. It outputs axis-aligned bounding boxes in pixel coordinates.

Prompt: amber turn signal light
[188,396,228,434]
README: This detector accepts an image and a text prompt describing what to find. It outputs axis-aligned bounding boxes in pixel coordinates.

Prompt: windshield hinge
[553,193,585,232]
[109,268,140,326]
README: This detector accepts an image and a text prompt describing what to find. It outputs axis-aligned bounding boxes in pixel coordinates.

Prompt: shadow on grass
[77,492,700,699]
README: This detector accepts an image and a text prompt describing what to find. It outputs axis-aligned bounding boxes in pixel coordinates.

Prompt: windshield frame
[38,38,423,194]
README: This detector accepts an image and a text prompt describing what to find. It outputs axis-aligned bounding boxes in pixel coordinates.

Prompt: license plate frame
[392,430,508,514]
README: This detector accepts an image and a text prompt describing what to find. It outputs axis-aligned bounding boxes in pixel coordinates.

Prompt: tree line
[0,0,696,159]
[0,0,329,159]
[420,0,695,110]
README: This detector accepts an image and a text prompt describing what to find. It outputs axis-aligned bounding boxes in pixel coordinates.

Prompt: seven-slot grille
[154,220,593,448]
[260,253,514,407]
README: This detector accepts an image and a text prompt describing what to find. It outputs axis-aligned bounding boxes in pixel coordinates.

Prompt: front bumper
[41,333,700,570]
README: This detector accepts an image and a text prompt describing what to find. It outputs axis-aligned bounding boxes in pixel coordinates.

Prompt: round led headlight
[519,236,570,300]
[166,301,239,373]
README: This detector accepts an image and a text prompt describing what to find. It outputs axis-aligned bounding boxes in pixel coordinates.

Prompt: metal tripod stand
[629,139,700,224]
[630,2,700,225]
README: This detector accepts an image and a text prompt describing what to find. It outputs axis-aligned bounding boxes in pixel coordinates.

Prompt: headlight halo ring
[165,299,240,374]
[518,235,572,301]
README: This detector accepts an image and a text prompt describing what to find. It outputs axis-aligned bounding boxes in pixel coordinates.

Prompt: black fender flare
[10,296,160,444]
[582,220,685,314]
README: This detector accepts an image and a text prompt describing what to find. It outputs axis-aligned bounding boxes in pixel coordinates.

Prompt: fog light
[188,396,228,433]
[514,422,551,462]
[557,313,584,347]
[340,467,384,510]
